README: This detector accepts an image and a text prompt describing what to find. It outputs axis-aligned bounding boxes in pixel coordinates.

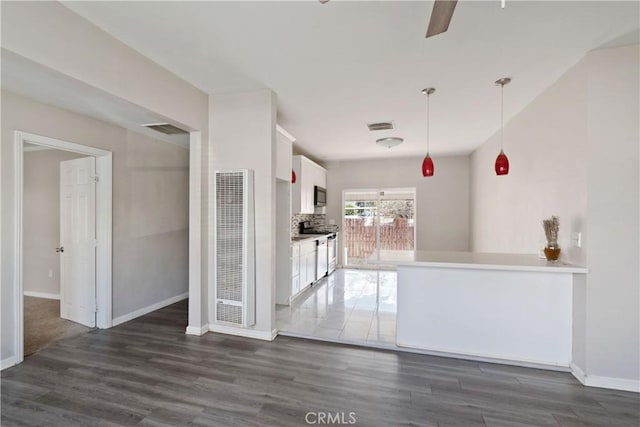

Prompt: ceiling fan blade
[426,0,458,38]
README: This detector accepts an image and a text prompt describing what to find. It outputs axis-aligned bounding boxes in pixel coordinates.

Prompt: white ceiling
[1,50,191,148]
[59,1,639,161]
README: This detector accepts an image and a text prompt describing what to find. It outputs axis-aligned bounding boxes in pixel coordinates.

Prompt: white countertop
[291,233,334,244]
[395,251,587,273]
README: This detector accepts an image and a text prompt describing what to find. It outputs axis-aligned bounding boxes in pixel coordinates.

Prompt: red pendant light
[494,77,511,176]
[421,87,436,177]
[291,169,297,184]
[422,155,434,177]
[495,149,509,175]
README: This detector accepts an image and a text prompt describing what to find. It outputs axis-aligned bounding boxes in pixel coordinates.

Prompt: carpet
[23,296,92,356]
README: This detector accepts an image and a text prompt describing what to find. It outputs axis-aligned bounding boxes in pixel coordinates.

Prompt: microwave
[314,186,327,207]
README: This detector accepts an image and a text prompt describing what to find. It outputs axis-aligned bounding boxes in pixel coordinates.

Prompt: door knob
[56,246,64,253]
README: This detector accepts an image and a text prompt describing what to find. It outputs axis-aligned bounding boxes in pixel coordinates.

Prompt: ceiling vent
[367,121,395,132]
[142,123,188,135]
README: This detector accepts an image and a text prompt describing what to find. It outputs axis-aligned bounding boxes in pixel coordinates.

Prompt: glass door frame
[341,187,417,268]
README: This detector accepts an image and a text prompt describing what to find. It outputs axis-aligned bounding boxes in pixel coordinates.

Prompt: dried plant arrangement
[542,216,561,261]
[542,216,560,247]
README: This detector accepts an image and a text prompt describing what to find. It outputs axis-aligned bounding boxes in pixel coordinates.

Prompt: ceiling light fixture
[376,137,404,149]
[494,77,511,176]
[421,87,435,177]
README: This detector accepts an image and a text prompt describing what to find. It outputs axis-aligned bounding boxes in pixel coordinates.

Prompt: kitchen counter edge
[291,233,336,244]
[393,251,588,274]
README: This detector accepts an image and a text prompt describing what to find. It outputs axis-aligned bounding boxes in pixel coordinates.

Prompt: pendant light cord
[426,93,430,155]
[500,82,504,151]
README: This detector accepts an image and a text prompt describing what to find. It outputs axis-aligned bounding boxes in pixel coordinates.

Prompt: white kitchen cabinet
[276,127,293,182]
[305,249,317,286]
[298,248,307,291]
[290,235,333,301]
[299,240,317,288]
[291,251,300,277]
[292,155,327,214]
[291,275,300,296]
[291,243,300,297]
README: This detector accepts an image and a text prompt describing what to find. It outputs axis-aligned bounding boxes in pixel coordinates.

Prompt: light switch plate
[571,232,582,248]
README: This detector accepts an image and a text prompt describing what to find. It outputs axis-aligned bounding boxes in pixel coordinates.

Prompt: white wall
[23,149,86,297]
[584,45,639,385]
[470,59,588,265]
[470,45,639,388]
[1,1,209,364]
[209,89,277,337]
[1,2,208,132]
[325,155,471,261]
[3,91,190,316]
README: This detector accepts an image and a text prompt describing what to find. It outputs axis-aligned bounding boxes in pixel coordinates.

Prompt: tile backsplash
[291,214,326,237]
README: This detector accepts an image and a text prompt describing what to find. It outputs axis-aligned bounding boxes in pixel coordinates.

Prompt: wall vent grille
[141,123,188,135]
[216,301,243,325]
[367,121,395,131]
[214,170,256,327]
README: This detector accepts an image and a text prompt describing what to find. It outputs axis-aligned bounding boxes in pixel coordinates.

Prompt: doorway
[22,146,96,355]
[342,188,416,267]
[13,131,113,364]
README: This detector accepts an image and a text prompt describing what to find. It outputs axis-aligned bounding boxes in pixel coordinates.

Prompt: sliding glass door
[342,188,416,267]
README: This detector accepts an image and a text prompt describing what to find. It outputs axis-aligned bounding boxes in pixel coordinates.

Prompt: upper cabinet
[292,155,327,214]
[276,126,293,182]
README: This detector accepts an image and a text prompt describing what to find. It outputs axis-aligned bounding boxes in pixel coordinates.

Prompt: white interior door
[60,156,96,327]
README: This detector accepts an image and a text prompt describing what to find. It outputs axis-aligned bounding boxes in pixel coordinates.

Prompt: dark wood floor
[2,300,638,427]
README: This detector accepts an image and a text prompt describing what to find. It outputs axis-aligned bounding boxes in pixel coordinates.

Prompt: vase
[544,245,561,262]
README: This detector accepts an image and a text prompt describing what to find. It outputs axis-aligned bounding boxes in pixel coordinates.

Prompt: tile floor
[276,268,397,348]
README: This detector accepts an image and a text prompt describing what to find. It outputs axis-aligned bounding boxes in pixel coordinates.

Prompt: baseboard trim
[571,363,639,392]
[396,341,570,372]
[23,291,60,300]
[185,324,209,336]
[1,356,17,371]
[570,362,587,385]
[112,292,188,327]
[279,330,398,350]
[586,376,640,393]
[209,323,277,341]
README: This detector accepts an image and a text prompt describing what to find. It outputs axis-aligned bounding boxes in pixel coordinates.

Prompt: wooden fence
[343,218,414,260]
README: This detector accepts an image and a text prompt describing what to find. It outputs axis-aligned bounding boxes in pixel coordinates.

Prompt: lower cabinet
[305,250,317,285]
[291,243,301,297]
[290,240,318,301]
[291,274,300,296]
[288,234,334,303]
[300,241,317,288]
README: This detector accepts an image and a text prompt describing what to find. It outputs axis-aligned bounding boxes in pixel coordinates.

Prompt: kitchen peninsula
[396,251,587,369]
